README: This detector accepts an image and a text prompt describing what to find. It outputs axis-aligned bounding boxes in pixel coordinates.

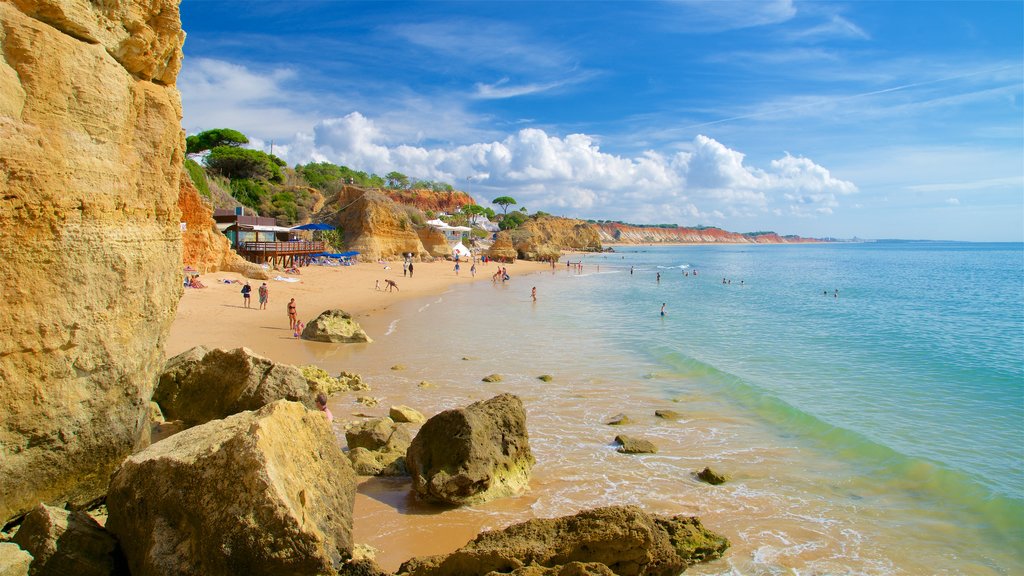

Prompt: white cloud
[274,114,855,225]
[667,0,797,32]
[946,197,961,205]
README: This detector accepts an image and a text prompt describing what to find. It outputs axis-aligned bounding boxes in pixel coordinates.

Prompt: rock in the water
[346,418,411,477]
[390,364,406,371]
[0,543,32,576]
[654,410,681,420]
[348,448,408,477]
[615,435,658,454]
[397,505,728,576]
[606,413,632,426]
[302,366,369,394]
[346,418,411,452]
[481,374,503,383]
[106,401,357,576]
[302,310,372,343]
[357,396,381,407]
[406,394,534,506]
[695,467,728,485]
[11,504,121,576]
[418,381,434,388]
[154,346,312,427]
[0,0,187,523]
[390,405,426,423]
[537,374,554,382]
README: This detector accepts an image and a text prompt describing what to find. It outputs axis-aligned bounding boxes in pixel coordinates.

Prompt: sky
[178,1,1023,241]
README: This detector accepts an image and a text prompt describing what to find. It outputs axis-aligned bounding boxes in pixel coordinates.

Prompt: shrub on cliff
[184,158,211,199]
[186,127,248,155]
[206,145,284,184]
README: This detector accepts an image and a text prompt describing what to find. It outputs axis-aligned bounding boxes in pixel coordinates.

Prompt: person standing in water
[531,286,537,302]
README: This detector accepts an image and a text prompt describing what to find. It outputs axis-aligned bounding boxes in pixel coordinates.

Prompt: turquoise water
[329,241,1024,573]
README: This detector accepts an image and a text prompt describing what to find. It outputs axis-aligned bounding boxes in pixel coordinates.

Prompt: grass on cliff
[185,159,211,199]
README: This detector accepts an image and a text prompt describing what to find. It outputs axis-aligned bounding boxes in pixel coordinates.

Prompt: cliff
[383,189,474,214]
[501,216,603,261]
[178,173,269,278]
[0,0,186,523]
[325,185,431,260]
[594,223,821,244]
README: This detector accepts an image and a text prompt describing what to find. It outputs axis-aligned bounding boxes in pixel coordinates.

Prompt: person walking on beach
[454,261,460,276]
[402,260,409,277]
[241,282,252,308]
[385,279,399,292]
[408,262,414,277]
[258,282,268,310]
[471,262,477,277]
[287,298,297,330]
[660,303,666,317]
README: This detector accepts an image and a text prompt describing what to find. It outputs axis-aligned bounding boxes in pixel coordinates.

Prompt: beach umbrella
[291,223,335,231]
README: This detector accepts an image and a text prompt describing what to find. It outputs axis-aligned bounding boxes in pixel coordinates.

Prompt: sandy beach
[167,258,551,363]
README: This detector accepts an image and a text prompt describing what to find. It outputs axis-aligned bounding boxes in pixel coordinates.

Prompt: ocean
[313,241,1024,574]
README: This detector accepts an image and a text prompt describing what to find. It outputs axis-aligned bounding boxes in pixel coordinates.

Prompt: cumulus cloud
[273,113,856,225]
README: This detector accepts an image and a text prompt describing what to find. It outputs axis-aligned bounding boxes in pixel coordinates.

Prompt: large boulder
[345,418,411,476]
[397,505,729,576]
[486,234,518,263]
[153,346,312,427]
[0,0,186,524]
[406,394,534,506]
[302,310,372,343]
[106,401,356,576]
[11,503,122,576]
[0,543,32,576]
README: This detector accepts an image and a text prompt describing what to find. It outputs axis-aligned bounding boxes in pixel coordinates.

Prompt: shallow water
[300,242,1023,574]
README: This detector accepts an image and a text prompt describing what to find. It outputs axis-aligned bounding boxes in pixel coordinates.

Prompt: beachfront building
[469,214,500,233]
[426,219,472,243]
[213,208,324,267]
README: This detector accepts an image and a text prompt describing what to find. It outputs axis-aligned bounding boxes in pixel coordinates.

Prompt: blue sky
[179,1,1023,241]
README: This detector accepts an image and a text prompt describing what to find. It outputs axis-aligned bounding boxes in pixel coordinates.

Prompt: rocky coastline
[0,1,731,574]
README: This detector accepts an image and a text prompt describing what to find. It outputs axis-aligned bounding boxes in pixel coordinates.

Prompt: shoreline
[166,258,552,364]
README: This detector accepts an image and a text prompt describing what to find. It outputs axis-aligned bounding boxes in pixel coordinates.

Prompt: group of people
[492,266,510,283]
[240,282,270,310]
[185,274,206,289]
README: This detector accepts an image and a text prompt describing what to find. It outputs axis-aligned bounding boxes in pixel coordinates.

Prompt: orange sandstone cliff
[178,174,269,278]
[594,222,820,244]
[0,0,186,522]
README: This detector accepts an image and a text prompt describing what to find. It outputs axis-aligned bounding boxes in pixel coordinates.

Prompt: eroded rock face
[406,394,534,506]
[107,401,357,576]
[328,186,429,261]
[397,505,729,576]
[346,418,411,476]
[0,0,185,523]
[154,346,313,427]
[11,503,121,576]
[0,542,32,576]
[302,310,372,343]
[178,175,268,278]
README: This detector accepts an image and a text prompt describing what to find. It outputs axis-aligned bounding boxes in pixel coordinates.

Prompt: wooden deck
[237,241,325,266]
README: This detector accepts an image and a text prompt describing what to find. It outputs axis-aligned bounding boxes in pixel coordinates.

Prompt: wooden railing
[238,241,325,255]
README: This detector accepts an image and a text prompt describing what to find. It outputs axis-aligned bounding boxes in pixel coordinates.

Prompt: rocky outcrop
[654,410,681,420]
[417,226,451,258]
[301,365,368,395]
[397,505,729,576]
[594,223,821,244]
[154,346,313,427]
[0,0,186,523]
[302,309,372,343]
[506,216,602,260]
[606,413,632,426]
[389,405,426,423]
[486,234,518,262]
[178,172,268,278]
[11,503,121,576]
[346,418,411,475]
[0,543,32,576]
[406,394,534,506]
[327,186,430,261]
[107,401,356,576]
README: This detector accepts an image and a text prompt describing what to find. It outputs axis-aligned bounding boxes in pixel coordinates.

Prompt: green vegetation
[499,210,528,230]
[492,196,518,215]
[186,128,248,155]
[184,158,211,199]
[206,146,283,183]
